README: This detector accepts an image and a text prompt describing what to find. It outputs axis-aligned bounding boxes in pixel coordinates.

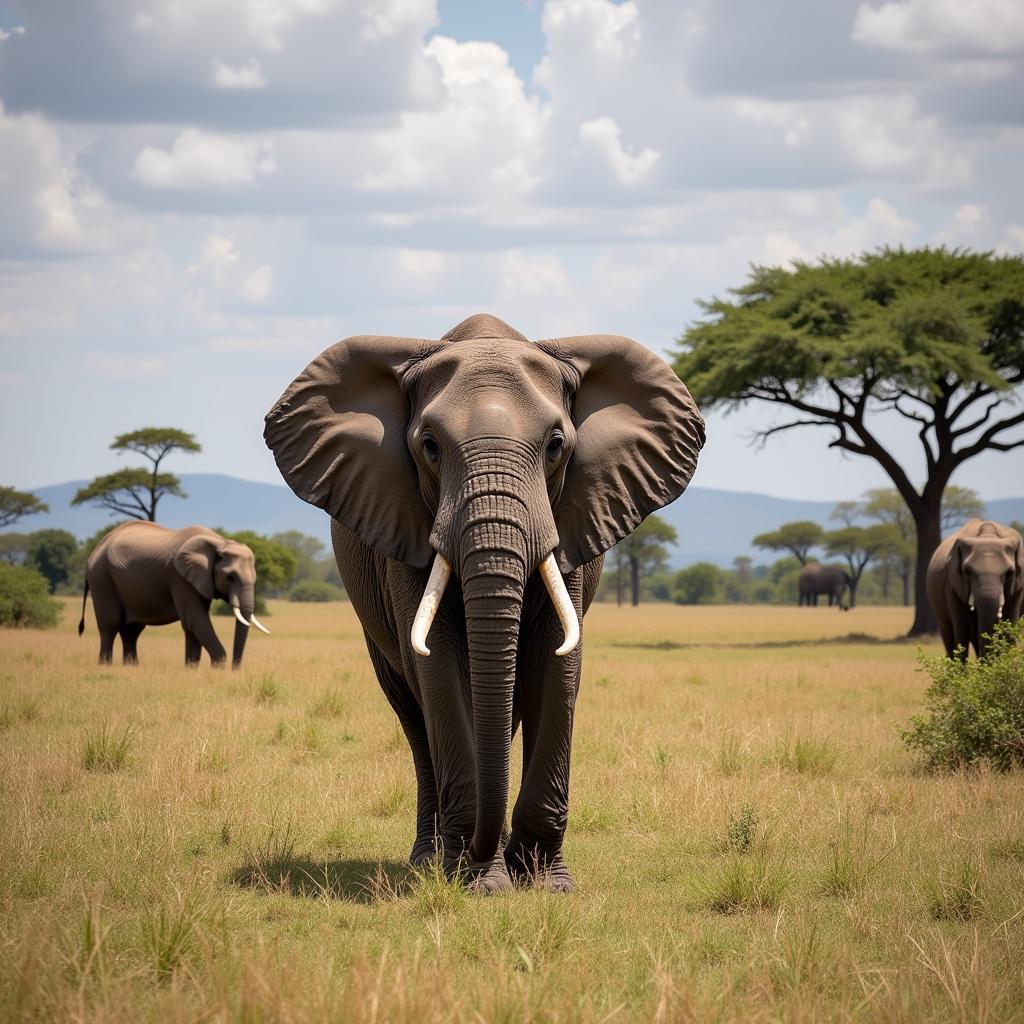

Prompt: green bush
[903,622,1024,771]
[0,564,62,628]
[288,581,345,603]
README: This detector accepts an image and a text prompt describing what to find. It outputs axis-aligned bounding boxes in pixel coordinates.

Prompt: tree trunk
[901,565,911,607]
[909,502,942,635]
[630,556,640,607]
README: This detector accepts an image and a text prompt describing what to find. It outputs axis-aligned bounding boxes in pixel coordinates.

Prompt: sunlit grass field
[2,599,1023,1022]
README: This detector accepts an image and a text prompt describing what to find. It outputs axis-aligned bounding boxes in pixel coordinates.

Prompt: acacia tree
[72,428,200,522]
[752,521,823,565]
[824,524,902,608]
[612,514,678,606]
[673,248,1024,635]
[0,487,49,528]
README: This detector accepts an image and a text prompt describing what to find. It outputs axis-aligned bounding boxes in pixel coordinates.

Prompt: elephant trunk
[461,523,527,865]
[973,586,1002,659]
[230,583,255,669]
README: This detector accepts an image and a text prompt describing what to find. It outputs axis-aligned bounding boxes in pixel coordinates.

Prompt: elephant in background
[798,563,851,609]
[80,522,269,667]
[265,313,705,893]
[926,518,1024,660]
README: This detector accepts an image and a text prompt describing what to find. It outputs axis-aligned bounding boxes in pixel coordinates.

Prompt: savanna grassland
[2,600,1023,1023]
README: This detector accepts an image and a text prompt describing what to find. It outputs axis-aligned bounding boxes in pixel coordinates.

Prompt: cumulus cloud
[212,59,267,90]
[853,0,1024,54]
[134,130,276,189]
[578,117,660,185]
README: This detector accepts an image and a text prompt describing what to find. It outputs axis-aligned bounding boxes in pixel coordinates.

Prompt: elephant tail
[78,580,89,636]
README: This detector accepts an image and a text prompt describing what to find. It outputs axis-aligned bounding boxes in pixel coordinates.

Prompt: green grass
[1,600,1023,1022]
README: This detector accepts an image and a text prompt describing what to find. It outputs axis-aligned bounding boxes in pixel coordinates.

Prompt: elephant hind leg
[98,628,117,664]
[120,623,144,665]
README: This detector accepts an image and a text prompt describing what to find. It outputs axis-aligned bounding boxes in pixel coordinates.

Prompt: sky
[0,0,1022,502]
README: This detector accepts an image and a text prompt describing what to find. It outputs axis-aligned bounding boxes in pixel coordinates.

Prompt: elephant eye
[546,433,565,463]
[422,434,441,463]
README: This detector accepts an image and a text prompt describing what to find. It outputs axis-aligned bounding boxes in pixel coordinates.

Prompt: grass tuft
[309,688,346,718]
[139,889,205,982]
[253,673,281,705]
[725,803,757,854]
[693,848,789,914]
[927,855,986,922]
[772,729,838,775]
[81,721,136,772]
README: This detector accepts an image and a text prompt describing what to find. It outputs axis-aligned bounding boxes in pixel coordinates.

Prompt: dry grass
[1,599,1023,1022]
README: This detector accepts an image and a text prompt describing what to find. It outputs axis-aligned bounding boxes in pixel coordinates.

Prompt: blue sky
[0,0,1022,502]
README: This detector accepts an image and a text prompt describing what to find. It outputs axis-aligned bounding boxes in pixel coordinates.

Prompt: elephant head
[174,534,267,668]
[265,314,704,863]
[947,519,1024,657]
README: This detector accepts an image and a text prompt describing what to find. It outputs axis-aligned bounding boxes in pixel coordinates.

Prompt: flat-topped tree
[824,523,902,608]
[0,486,49,528]
[72,428,200,522]
[673,247,1024,635]
[753,521,824,565]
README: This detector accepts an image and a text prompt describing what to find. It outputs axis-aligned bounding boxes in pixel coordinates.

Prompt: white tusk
[250,614,271,635]
[540,552,580,657]
[233,605,250,628]
[411,553,452,657]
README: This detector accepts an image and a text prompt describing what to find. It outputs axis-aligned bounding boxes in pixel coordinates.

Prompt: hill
[7,474,1024,568]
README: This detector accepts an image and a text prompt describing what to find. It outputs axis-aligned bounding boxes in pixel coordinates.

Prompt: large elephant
[79,522,269,667]
[265,313,705,892]
[798,563,851,609]
[926,518,1024,660]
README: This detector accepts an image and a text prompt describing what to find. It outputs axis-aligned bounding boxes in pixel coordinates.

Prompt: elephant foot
[505,846,576,893]
[451,856,513,895]
[410,836,441,867]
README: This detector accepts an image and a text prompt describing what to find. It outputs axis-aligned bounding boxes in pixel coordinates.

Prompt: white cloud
[362,0,437,41]
[499,250,569,299]
[211,58,267,89]
[134,129,276,188]
[188,233,240,286]
[240,265,274,303]
[88,351,170,381]
[397,249,445,279]
[578,116,660,185]
[853,0,1024,54]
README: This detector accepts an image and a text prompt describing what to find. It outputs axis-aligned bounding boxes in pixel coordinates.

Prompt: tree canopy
[752,521,823,565]
[673,247,1024,634]
[26,529,78,593]
[823,524,902,608]
[611,514,678,606]
[71,427,200,522]
[0,487,49,529]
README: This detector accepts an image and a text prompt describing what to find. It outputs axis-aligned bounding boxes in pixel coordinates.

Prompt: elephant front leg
[365,640,440,866]
[505,574,584,893]
[183,629,203,666]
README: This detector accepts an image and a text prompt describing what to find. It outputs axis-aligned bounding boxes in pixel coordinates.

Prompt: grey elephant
[79,522,269,667]
[926,518,1023,659]
[265,313,705,893]
[798,563,851,609]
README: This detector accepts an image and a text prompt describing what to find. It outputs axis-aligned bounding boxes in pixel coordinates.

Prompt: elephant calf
[79,522,269,667]
[926,518,1023,659]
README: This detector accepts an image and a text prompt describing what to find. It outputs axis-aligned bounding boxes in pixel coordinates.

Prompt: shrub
[0,564,61,628]
[288,580,345,603]
[903,621,1024,771]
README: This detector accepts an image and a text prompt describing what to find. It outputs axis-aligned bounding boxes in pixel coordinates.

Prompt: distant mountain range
[8,474,1024,568]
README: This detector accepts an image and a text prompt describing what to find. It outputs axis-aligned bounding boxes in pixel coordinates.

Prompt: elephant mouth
[409,549,579,658]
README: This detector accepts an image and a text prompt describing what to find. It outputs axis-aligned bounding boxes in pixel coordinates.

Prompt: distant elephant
[79,522,269,667]
[798,563,851,609]
[265,314,705,892]
[926,518,1024,660]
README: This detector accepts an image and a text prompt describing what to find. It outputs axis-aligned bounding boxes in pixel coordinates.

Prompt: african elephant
[798,563,851,609]
[265,313,704,892]
[926,518,1024,660]
[79,522,269,667]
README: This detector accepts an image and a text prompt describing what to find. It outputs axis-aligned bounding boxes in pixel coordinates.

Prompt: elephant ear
[537,334,706,573]
[264,336,437,568]
[174,535,220,601]
[949,540,971,604]
[1012,532,1024,596]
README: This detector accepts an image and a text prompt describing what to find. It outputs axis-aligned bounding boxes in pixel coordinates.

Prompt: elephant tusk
[540,552,580,657]
[411,553,452,657]
[232,605,250,628]
[250,614,271,635]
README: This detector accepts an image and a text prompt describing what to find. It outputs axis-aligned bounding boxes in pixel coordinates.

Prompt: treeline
[597,485,1017,607]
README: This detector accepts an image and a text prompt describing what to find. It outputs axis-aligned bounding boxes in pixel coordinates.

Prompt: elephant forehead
[416,338,563,389]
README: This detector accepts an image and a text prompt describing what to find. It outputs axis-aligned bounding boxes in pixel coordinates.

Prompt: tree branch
[954,409,1024,463]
